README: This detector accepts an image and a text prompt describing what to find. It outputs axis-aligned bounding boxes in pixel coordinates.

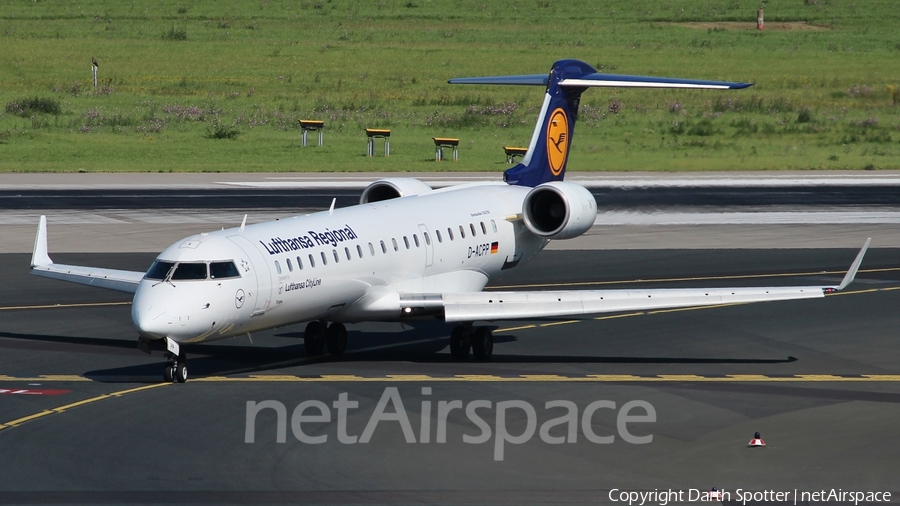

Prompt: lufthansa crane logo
[546,108,568,176]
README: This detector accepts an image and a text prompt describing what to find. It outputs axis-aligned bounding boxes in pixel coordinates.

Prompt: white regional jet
[30,59,870,383]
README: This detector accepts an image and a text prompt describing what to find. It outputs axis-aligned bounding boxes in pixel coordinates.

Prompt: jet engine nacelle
[360,178,433,204]
[522,181,597,240]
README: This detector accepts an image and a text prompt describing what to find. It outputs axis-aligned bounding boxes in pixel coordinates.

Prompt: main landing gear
[450,323,493,361]
[304,320,348,357]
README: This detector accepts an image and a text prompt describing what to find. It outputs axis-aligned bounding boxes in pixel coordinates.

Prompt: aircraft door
[418,224,434,268]
[228,235,273,316]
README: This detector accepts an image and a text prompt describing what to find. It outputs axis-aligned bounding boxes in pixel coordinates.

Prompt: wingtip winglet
[836,238,871,291]
[31,215,53,268]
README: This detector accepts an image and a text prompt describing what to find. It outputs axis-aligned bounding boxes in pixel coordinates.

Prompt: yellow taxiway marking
[0,383,169,432]
[487,267,900,290]
[2,375,900,384]
[0,301,131,311]
[539,320,580,327]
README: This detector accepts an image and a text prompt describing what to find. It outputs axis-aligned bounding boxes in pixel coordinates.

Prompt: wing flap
[442,287,824,322]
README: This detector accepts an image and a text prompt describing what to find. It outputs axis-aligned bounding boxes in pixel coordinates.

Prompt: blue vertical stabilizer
[449,59,751,187]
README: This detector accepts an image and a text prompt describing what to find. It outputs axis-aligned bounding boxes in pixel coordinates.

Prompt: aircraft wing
[440,239,870,323]
[29,216,145,294]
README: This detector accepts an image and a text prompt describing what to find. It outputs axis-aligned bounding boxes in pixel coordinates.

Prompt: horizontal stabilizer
[449,72,751,90]
[559,73,752,89]
[448,74,548,86]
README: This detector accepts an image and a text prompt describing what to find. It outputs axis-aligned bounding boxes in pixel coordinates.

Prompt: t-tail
[450,59,752,187]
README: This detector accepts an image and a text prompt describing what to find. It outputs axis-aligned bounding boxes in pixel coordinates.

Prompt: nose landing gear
[161,337,188,383]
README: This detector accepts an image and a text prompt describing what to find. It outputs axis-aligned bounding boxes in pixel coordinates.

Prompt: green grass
[1,0,899,172]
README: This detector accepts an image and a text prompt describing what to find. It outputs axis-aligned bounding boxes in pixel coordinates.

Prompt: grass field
[1,0,899,172]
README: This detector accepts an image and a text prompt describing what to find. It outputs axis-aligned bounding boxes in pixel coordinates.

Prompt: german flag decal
[490,242,499,254]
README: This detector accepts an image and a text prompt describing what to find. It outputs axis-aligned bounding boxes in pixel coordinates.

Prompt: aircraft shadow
[1,328,797,383]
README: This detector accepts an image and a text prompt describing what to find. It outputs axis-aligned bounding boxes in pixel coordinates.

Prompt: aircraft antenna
[329,198,336,215]
[240,214,247,232]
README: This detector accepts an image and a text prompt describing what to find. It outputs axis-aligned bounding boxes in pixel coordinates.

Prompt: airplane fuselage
[131,182,548,344]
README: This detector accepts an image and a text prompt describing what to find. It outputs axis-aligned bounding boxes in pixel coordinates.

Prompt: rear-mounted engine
[522,181,596,240]
[359,178,433,204]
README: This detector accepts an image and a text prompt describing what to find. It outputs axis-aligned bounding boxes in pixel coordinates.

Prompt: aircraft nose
[132,284,169,340]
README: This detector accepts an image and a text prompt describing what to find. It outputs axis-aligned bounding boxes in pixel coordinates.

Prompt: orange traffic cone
[748,431,766,447]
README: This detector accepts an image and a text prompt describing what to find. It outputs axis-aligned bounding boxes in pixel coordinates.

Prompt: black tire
[325,323,348,356]
[175,363,188,383]
[304,320,326,355]
[472,327,493,361]
[163,364,175,383]
[450,326,470,360]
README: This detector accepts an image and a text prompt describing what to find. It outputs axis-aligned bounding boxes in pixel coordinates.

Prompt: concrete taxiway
[1,248,899,504]
[1,174,899,504]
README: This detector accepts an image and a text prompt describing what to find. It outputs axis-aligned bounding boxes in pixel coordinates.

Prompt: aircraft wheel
[472,327,493,361]
[163,364,175,383]
[450,325,471,360]
[304,320,326,355]
[325,323,348,356]
[174,362,188,383]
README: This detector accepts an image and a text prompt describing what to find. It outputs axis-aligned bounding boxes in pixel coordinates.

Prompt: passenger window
[274,261,282,275]
[491,219,497,233]
[403,236,409,249]
[380,240,387,253]
[392,238,398,251]
[369,243,375,256]
[321,252,327,265]
[172,262,208,280]
[413,234,420,247]
[345,247,351,260]
[357,245,363,258]
[470,223,477,236]
[459,225,465,239]
[209,261,240,279]
[436,230,442,243]
[146,260,175,280]
[297,256,303,270]
[286,258,293,272]
[333,249,339,263]
[424,232,431,245]
[308,254,315,268]
[481,222,487,235]
[448,227,454,240]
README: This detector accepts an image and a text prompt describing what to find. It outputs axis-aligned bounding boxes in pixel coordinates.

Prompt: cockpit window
[145,261,175,280]
[210,261,240,279]
[171,262,208,280]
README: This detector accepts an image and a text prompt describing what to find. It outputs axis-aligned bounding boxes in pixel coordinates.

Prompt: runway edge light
[748,431,766,447]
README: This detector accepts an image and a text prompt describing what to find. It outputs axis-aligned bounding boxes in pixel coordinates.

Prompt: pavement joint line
[0,383,170,432]
[3,375,900,383]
